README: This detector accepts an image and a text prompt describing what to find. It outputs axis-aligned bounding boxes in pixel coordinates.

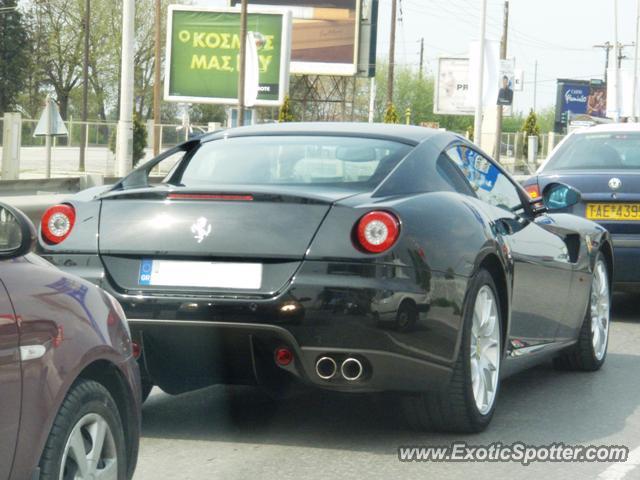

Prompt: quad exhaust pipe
[315,356,364,381]
[341,357,364,381]
[315,356,338,380]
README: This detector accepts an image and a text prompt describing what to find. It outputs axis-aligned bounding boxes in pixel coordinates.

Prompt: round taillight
[41,204,76,245]
[356,211,400,253]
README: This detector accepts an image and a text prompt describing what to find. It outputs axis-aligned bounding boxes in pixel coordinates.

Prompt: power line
[404,0,592,53]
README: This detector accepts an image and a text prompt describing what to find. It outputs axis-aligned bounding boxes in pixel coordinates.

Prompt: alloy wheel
[591,260,610,361]
[59,413,118,480]
[470,285,501,415]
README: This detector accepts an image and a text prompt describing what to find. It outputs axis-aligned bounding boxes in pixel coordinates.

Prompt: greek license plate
[138,259,262,289]
[586,203,640,221]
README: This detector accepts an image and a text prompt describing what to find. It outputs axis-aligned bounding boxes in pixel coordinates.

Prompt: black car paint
[38,123,611,395]
[524,169,638,286]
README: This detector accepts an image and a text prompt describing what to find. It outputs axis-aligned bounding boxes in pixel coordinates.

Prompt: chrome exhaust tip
[341,357,364,381]
[315,356,337,380]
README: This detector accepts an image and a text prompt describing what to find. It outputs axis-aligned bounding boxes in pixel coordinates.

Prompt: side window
[376,152,461,195]
[446,146,522,212]
[435,153,476,196]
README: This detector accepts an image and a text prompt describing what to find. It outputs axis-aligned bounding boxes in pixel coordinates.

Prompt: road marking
[598,445,640,480]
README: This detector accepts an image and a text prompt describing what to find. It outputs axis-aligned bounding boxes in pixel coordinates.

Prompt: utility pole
[419,37,424,79]
[612,0,620,121]
[633,0,639,121]
[387,0,397,105]
[618,44,625,68]
[595,42,633,82]
[494,1,508,162]
[115,0,135,176]
[237,0,248,127]
[473,0,488,147]
[79,0,90,172]
[533,60,538,112]
[617,43,635,68]
[594,42,613,83]
[153,0,161,155]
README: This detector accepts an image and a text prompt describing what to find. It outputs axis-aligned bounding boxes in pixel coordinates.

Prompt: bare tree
[35,0,84,119]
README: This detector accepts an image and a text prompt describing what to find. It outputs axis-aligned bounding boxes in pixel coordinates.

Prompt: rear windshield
[544,132,640,171]
[176,136,412,188]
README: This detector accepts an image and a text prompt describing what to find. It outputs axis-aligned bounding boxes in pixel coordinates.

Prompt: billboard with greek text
[164,6,291,106]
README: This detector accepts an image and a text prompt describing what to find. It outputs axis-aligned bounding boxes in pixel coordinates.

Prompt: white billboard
[434,57,474,116]
[230,0,367,76]
[435,54,516,116]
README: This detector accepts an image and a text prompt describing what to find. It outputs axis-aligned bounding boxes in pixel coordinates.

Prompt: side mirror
[0,203,36,260]
[542,183,582,211]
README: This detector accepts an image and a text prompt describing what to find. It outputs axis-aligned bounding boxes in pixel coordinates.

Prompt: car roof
[201,122,447,146]
[573,123,640,135]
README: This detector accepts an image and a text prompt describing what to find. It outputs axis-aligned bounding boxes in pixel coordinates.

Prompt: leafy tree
[108,114,147,165]
[466,124,474,142]
[278,95,295,122]
[0,0,29,113]
[87,0,123,121]
[131,0,179,119]
[536,107,555,133]
[33,0,84,120]
[502,113,524,133]
[189,103,226,125]
[133,114,147,164]
[370,62,473,133]
[288,74,362,121]
[384,103,399,123]
[522,109,540,156]
[108,127,116,153]
[17,0,181,122]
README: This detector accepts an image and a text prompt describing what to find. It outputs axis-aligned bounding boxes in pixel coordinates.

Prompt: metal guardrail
[0,175,168,225]
[0,177,85,196]
[0,177,98,224]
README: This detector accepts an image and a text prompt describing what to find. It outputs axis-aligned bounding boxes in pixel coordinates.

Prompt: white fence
[0,116,212,179]
[1,115,563,179]
[0,117,210,149]
[499,132,566,174]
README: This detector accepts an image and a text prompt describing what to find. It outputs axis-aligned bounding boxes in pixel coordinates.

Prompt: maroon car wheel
[39,379,127,480]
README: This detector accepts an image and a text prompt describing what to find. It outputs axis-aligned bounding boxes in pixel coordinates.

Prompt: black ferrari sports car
[38,123,612,432]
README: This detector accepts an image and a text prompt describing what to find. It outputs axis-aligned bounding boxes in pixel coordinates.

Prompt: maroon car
[0,202,141,480]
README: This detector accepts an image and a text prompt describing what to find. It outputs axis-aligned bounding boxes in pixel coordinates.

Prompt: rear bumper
[130,319,452,393]
[40,253,466,393]
[612,236,640,286]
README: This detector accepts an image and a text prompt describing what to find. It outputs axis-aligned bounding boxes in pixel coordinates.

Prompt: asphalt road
[134,293,640,480]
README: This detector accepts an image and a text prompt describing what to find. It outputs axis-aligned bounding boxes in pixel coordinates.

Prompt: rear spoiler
[109,138,201,193]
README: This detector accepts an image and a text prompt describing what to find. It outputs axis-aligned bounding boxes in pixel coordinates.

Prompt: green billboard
[165,6,291,106]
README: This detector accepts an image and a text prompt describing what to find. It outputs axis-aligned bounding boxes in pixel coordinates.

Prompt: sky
[377,0,638,113]
[198,0,639,114]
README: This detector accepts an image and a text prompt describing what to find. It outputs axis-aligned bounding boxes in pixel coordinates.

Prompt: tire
[39,379,128,480]
[141,379,154,403]
[403,268,502,433]
[396,300,418,332]
[553,252,610,372]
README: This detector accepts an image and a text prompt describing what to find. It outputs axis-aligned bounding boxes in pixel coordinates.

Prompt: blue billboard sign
[560,83,590,115]
[555,79,600,132]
